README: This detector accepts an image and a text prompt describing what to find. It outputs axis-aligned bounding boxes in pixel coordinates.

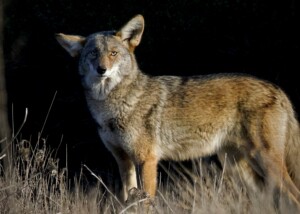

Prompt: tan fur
[56,15,300,207]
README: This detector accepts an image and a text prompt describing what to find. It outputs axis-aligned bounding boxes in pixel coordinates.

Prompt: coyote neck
[85,69,149,128]
[106,69,148,102]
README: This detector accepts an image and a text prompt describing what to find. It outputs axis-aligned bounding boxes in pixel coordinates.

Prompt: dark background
[3,0,300,187]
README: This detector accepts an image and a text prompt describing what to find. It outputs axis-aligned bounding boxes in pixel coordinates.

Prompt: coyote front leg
[110,147,138,202]
[140,154,158,198]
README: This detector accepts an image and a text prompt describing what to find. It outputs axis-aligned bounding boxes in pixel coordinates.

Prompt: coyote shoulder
[56,14,300,206]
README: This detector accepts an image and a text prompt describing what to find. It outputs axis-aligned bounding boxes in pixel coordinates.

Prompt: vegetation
[1,138,298,213]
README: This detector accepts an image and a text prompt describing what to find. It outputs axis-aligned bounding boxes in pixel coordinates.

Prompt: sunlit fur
[56,15,300,208]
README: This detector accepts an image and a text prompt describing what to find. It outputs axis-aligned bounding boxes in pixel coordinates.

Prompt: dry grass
[0,138,299,214]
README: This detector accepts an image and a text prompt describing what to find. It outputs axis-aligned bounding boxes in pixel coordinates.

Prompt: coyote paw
[125,187,156,213]
[127,187,150,202]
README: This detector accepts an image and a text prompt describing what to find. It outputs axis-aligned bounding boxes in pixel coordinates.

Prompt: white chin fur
[85,64,122,100]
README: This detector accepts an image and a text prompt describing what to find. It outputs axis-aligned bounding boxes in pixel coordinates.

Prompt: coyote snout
[96,66,106,75]
[56,14,300,208]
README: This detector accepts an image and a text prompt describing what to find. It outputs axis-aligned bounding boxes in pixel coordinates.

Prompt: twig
[39,91,57,139]
[82,164,123,207]
[218,153,227,194]
[11,107,28,143]
[157,190,174,213]
[0,153,6,160]
[0,108,28,158]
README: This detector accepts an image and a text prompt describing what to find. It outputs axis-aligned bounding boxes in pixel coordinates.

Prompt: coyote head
[56,15,144,100]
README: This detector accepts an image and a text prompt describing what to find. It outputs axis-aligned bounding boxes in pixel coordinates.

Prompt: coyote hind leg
[246,147,300,209]
[245,109,300,208]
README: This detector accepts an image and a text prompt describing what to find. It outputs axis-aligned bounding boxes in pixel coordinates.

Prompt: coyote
[56,14,300,206]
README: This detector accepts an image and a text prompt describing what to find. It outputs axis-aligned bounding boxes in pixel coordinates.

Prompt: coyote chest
[87,100,127,147]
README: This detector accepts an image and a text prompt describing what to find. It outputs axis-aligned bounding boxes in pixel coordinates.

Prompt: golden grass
[0,138,298,214]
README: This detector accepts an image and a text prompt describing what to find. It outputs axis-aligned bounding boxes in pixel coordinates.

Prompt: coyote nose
[97,66,106,75]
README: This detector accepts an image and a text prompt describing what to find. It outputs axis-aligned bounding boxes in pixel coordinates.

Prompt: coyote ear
[56,33,86,57]
[116,14,144,51]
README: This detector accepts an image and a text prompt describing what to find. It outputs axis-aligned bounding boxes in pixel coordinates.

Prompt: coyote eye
[111,51,118,56]
[89,49,98,58]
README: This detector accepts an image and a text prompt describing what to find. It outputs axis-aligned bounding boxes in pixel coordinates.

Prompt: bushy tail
[285,111,300,190]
